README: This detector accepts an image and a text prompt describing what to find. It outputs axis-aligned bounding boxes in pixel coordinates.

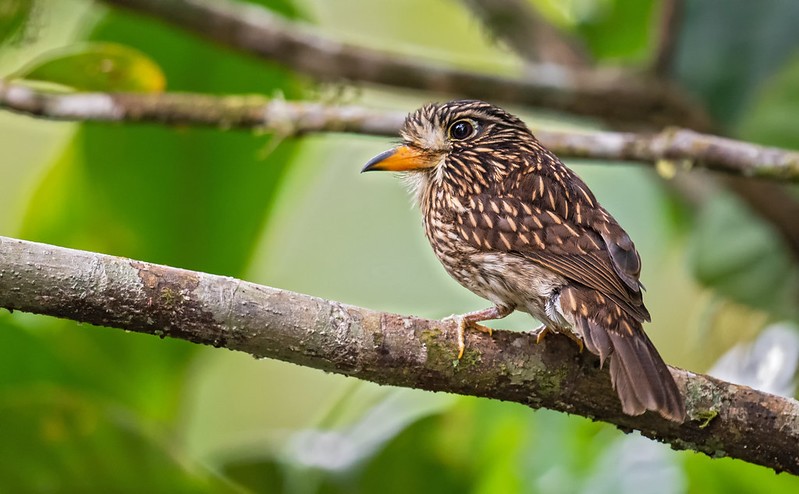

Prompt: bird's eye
[448,119,476,140]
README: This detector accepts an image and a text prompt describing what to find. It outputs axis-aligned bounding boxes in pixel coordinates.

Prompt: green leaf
[573,0,657,62]
[684,451,799,494]
[0,0,34,45]
[0,388,235,493]
[248,0,305,19]
[689,193,799,317]
[0,312,235,492]
[675,0,799,126]
[15,42,166,92]
[737,53,799,148]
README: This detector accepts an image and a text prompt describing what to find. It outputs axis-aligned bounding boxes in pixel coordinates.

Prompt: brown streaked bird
[362,100,686,422]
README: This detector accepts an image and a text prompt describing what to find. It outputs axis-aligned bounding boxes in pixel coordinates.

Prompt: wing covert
[456,194,649,322]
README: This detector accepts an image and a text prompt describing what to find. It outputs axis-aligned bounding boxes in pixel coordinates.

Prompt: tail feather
[579,317,611,367]
[608,330,683,419]
[561,287,686,422]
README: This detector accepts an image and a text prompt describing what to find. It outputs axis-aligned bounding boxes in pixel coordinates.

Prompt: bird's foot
[444,314,494,359]
[530,325,584,352]
[566,331,585,353]
[444,307,508,359]
[530,324,551,344]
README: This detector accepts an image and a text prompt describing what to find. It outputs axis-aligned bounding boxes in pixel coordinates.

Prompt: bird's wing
[457,194,649,322]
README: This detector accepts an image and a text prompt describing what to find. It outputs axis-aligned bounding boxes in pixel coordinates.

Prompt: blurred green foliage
[0,0,798,492]
[13,42,166,91]
[675,0,799,125]
[0,0,33,45]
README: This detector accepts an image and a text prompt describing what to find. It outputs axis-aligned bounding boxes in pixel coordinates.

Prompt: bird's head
[362,100,533,198]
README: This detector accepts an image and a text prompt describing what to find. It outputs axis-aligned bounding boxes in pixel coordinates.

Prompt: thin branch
[652,0,685,77]
[0,82,406,135]
[0,235,797,474]
[534,126,799,182]
[460,0,590,66]
[97,0,710,130]
[2,82,797,182]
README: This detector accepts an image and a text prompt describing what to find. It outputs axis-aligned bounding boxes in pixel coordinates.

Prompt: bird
[361,100,686,422]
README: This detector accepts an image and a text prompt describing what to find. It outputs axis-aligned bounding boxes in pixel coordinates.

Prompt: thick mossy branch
[0,236,797,474]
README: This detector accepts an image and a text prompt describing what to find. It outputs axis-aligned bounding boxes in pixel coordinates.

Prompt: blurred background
[1,0,799,492]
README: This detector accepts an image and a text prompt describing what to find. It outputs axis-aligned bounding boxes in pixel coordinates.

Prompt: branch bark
[2,81,798,182]
[98,0,709,130]
[0,236,797,474]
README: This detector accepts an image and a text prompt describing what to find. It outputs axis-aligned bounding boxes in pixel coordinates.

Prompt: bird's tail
[559,287,686,423]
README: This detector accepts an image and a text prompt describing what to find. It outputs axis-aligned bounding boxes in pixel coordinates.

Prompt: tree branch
[2,81,798,182]
[460,0,590,66]
[0,81,407,136]
[97,0,709,130]
[651,0,685,77]
[0,235,797,474]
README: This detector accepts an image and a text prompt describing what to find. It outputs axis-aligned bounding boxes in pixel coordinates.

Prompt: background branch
[2,81,798,182]
[0,236,797,474]
[460,0,590,66]
[98,0,709,130]
[652,0,685,77]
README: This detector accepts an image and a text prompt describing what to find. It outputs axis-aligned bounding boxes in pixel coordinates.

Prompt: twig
[652,0,685,77]
[1,82,797,181]
[98,0,709,130]
[0,235,797,474]
[460,0,589,66]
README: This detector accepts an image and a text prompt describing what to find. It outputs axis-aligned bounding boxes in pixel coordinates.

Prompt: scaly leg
[445,305,512,359]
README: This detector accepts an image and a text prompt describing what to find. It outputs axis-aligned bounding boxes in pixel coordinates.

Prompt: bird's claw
[530,325,584,351]
[530,325,550,344]
[444,314,494,359]
[469,322,493,336]
[560,328,585,352]
[443,314,467,359]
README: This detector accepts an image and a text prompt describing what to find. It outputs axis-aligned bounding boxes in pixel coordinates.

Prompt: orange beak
[361,145,433,172]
